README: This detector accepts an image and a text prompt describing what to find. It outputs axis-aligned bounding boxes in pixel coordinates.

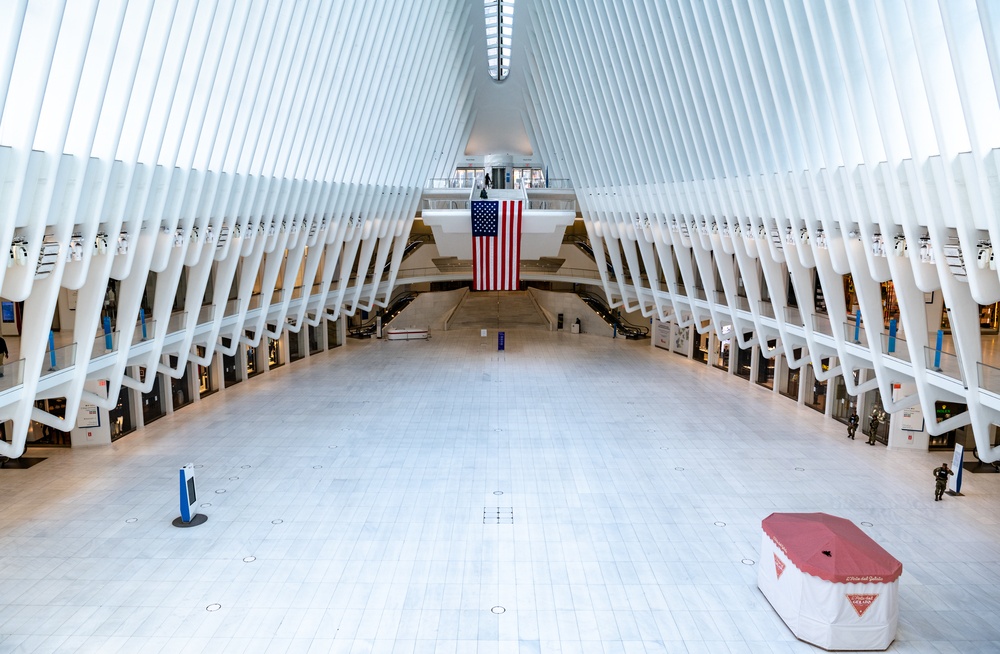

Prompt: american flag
[470,199,522,291]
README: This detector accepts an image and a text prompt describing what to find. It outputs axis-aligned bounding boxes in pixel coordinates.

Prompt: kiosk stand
[172,464,208,527]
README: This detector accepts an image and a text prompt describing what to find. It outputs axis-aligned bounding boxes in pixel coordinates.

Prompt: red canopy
[762,513,902,583]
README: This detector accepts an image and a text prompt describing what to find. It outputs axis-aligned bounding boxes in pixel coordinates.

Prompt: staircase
[448,291,548,331]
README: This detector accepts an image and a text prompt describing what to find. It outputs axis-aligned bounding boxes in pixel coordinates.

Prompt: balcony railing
[91,331,119,359]
[40,343,77,376]
[925,346,964,384]
[881,333,911,363]
[759,301,775,318]
[844,320,868,346]
[978,362,1000,395]
[134,319,155,343]
[812,313,833,337]
[784,306,802,326]
[0,358,25,392]
[525,198,577,211]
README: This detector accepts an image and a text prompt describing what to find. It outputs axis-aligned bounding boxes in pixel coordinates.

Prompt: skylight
[484,0,515,81]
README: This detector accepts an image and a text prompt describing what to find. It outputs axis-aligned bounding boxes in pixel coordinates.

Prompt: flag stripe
[470,199,522,291]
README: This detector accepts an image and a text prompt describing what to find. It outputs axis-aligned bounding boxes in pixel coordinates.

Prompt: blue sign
[1,301,13,322]
[498,331,505,351]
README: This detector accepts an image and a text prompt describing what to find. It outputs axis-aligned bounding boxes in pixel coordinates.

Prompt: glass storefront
[289,330,304,362]
[714,325,731,371]
[735,335,753,380]
[28,398,71,447]
[862,390,889,445]
[930,401,968,450]
[168,356,192,410]
[326,317,341,349]
[268,336,282,369]
[781,348,802,401]
[831,371,859,425]
[109,385,135,441]
[221,338,241,387]
[756,340,776,389]
[139,367,164,425]
[308,324,321,355]
[196,346,216,397]
[693,330,709,364]
[246,342,262,378]
[804,359,829,413]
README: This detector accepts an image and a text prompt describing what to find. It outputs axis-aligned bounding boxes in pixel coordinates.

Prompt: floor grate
[484,507,513,524]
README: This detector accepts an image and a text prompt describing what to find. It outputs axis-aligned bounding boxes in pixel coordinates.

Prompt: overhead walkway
[420,181,578,261]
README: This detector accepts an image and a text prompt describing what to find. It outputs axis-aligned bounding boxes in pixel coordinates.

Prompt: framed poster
[900,405,924,432]
[77,403,100,428]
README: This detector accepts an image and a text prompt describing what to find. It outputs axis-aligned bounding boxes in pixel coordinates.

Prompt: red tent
[758,512,902,651]
[762,513,902,584]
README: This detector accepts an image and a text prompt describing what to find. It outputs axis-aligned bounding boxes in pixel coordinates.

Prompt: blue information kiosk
[172,464,208,527]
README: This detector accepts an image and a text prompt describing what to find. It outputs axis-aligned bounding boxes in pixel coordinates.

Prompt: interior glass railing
[978,362,1000,394]
[881,333,911,363]
[925,346,964,384]
[0,358,25,392]
[91,331,119,359]
[844,320,869,346]
[40,343,76,376]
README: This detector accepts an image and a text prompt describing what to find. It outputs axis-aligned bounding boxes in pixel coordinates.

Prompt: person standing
[847,411,859,440]
[0,335,7,377]
[933,462,954,501]
[484,172,492,189]
[867,412,880,445]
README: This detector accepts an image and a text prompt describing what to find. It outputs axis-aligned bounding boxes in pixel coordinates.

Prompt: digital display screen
[1,302,14,323]
[186,476,197,505]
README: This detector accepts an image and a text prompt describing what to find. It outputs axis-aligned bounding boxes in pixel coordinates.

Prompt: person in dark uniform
[867,412,880,445]
[847,411,859,440]
[933,462,953,501]
[0,335,7,377]
[484,172,492,189]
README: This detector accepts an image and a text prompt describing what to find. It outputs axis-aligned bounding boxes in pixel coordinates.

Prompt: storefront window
[881,281,899,328]
[862,391,889,445]
[980,302,999,335]
[930,401,968,450]
[831,371,859,425]
[756,340,776,389]
[804,359,829,413]
[714,325,731,371]
[222,338,241,387]
[109,386,135,441]
[139,367,164,425]
[308,324,322,355]
[693,330,709,364]
[326,318,341,349]
[168,356,192,410]
[735,334,753,380]
[268,336,282,369]
[246,343,261,378]
[196,345,216,397]
[29,398,71,447]
[289,330,304,362]
[781,349,802,401]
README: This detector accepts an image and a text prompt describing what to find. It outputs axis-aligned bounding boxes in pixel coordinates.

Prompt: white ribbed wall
[522,0,1000,461]
[0,0,477,456]
[2,1,1000,462]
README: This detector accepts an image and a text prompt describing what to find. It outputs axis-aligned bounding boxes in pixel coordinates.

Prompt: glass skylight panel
[484,0,515,81]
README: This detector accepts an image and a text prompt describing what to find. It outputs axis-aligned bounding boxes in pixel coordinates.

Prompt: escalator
[572,238,615,278]
[578,291,649,339]
[364,238,427,280]
[348,292,418,339]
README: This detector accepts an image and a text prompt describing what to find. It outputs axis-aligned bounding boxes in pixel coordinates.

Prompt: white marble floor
[1,328,999,653]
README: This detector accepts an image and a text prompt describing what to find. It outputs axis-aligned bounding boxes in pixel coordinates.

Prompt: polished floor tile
[1,327,998,653]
